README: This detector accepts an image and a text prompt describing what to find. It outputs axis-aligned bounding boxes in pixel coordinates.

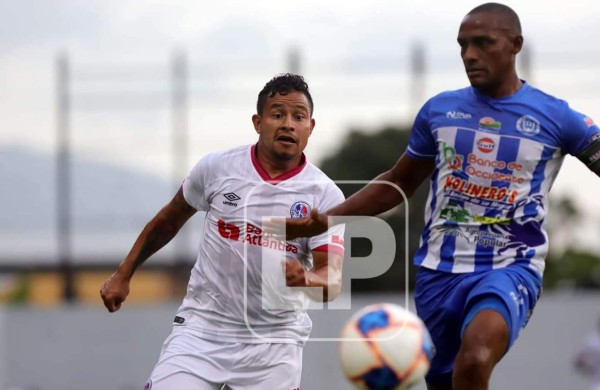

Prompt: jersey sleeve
[406,99,437,159]
[560,104,600,156]
[309,183,346,257]
[182,154,214,211]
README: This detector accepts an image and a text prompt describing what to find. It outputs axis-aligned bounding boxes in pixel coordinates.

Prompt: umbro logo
[223,192,240,206]
[224,193,241,201]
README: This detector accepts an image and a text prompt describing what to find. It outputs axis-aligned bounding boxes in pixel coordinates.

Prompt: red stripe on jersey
[313,244,345,257]
[251,144,307,183]
[332,235,344,245]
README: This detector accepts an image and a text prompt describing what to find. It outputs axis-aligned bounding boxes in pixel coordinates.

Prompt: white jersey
[177,144,345,345]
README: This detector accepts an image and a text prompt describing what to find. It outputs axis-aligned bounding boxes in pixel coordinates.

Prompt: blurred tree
[549,196,579,257]
[545,195,600,289]
[318,126,430,292]
[7,273,30,304]
[545,249,600,289]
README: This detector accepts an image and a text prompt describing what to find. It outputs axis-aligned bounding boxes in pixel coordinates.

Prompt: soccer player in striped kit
[270,3,600,389]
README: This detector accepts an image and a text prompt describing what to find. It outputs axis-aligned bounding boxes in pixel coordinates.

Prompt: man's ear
[252,114,261,134]
[512,34,523,55]
[309,118,315,136]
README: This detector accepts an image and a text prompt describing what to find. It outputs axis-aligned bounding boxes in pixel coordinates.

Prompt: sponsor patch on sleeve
[584,116,596,127]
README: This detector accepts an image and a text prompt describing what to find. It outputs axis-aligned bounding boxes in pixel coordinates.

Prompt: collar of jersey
[251,143,307,183]
[471,79,530,102]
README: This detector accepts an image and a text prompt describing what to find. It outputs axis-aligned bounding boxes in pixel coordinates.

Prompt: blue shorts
[414,264,542,387]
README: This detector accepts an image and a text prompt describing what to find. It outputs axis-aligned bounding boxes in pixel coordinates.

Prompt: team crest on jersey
[143,380,152,390]
[290,201,311,218]
[516,115,541,136]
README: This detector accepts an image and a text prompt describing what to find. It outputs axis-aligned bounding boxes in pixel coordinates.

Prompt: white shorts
[145,326,303,390]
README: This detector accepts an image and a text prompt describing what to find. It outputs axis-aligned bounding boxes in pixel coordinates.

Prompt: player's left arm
[576,138,600,176]
[562,108,600,176]
[285,250,343,302]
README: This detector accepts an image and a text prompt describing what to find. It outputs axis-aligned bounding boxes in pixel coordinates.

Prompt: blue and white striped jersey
[407,82,600,274]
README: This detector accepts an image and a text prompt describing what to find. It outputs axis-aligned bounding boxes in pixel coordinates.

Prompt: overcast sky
[2,0,600,243]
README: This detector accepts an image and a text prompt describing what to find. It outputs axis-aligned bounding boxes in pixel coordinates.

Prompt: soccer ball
[338,303,435,390]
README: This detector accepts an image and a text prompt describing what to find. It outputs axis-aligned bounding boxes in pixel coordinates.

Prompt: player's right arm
[100,186,196,312]
[327,152,435,217]
[272,153,435,239]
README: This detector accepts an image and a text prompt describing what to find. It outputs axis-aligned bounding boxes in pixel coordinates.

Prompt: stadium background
[1,1,600,389]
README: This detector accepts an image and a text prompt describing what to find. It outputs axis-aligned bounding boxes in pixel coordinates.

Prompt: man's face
[252,91,314,162]
[457,11,521,92]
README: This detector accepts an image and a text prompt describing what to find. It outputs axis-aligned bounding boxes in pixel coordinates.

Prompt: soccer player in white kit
[100,74,345,390]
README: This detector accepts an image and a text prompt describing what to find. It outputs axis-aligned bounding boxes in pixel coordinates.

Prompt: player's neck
[254,144,304,179]
[478,75,523,99]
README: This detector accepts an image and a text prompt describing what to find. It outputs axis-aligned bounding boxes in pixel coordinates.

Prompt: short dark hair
[256,73,314,117]
[468,2,522,35]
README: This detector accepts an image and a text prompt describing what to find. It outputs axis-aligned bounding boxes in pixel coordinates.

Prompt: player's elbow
[324,271,343,302]
[325,284,341,302]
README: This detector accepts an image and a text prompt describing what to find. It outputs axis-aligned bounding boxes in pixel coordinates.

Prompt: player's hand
[284,258,312,287]
[100,271,131,313]
[265,208,328,240]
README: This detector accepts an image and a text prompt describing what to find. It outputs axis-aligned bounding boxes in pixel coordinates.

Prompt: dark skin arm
[267,153,435,239]
[100,187,196,312]
[328,152,435,217]
[285,251,343,302]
